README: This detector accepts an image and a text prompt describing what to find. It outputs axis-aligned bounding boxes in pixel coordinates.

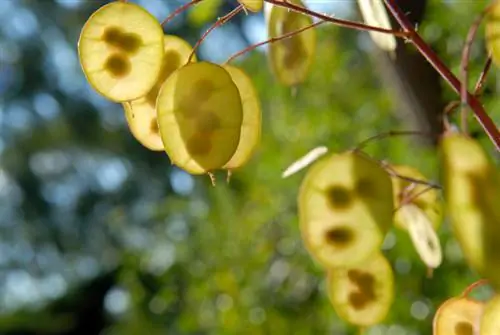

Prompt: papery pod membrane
[222,65,262,170]
[123,35,197,151]
[326,252,394,327]
[357,0,397,52]
[433,297,484,335]
[266,0,316,86]
[78,2,164,102]
[486,1,500,68]
[237,0,263,12]
[391,165,442,230]
[156,62,243,174]
[441,133,500,289]
[298,151,394,268]
[480,295,500,334]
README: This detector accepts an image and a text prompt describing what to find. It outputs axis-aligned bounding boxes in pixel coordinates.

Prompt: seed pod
[78,2,164,102]
[124,35,196,151]
[441,133,500,289]
[326,252,394,327]
[357,0,397,52]
[221,65,261,171]
[156,61,243,174]
[486,1,500,68]
[391,164,442,230]
[266,0,316,86]
[298,151,394,268]
[237,0,263,12]
[433,297,484,335]
[480,295,500,334]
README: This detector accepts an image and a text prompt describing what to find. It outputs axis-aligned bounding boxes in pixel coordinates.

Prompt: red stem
[383,0,500,151]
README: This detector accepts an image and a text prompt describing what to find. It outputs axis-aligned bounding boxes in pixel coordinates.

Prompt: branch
[383,0,500,151]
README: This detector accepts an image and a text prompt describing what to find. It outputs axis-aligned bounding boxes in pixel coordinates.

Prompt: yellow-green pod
[391,165,442,230]
[156,62,243,174]
[298,151,394,268]
[78,2,164,102]
[123,35,196,151]
[266,0,316,86]
[486,1,500,68]
[222,65,261,170]
[433,297,484,335]
[480,295,500,334]
[326,252,394,327]
[357,0,397,52]
[441,133,500,289]
[237,0,263,12]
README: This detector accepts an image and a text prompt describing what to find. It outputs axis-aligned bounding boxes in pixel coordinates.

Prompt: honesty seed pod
[266,0,316,86]
[156,61,243,175]
[326,252,394,327]
[391,164,442,231]
[433,297,484,335]
[485,0,500,68]
[357,0,397,52]
[480,294,500,334]
[221,65,262,171]
[441,133,500,289]
[237,0,263,13]
[298,151,394,268]
[124,35,197,151]
[78,1,164,102]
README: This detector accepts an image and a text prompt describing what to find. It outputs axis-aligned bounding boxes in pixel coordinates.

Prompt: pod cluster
[78,1,262,176]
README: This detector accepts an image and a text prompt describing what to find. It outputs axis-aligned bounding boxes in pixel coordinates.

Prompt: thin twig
[355,130,431,151]
[225,20,325,64]
[188,5,244,63]
[264,0,409,38]
[383,0,500,151]
[161,0,204,27]
[474,55,493,95]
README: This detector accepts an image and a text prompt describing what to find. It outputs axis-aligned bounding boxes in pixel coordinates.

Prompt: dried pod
[156,62,243,174]
[237,0,263,12]
[78,1,164,102]
[357,0,397,52]
[298,151,394,268]
[326,252,394,327]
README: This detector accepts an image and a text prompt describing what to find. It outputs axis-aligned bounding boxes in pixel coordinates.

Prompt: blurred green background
[0,0,499,334]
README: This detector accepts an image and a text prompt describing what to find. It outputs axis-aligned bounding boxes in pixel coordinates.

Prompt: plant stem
[383,0,500,151]
[264,0,409,38]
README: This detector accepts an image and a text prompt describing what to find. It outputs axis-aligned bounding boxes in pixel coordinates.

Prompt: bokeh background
[0,0,499,334]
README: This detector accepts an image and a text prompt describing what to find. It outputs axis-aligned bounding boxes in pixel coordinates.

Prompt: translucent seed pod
[357,0,397,52]
[298,151,394,268]
[78,2,164,102]
[480,295,500,334]
[156,62,243,174]
[221,65,262,171]
[486,1,500,68]
[266,0,316,86]
[326,252,394,327]
[237,0,263,12]
[433,297,484,335]
[441,133,500,289]
[124,35,197,151]
[391,164,442,231]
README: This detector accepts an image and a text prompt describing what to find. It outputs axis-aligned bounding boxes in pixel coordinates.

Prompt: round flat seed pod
[441,133,500,289]
[486,2,500,68]
[326,252,394,327]
[157,62,243,174]
[222,65,261,170]
[78,2,164,102]
[124,35,196,151]
[357,0,397,52]
[298,151,394,268]
[391,164,442,230]
[238,0,263,12]
[433,297,484,335]
[480,295,500,334]
[267,0,316,86]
